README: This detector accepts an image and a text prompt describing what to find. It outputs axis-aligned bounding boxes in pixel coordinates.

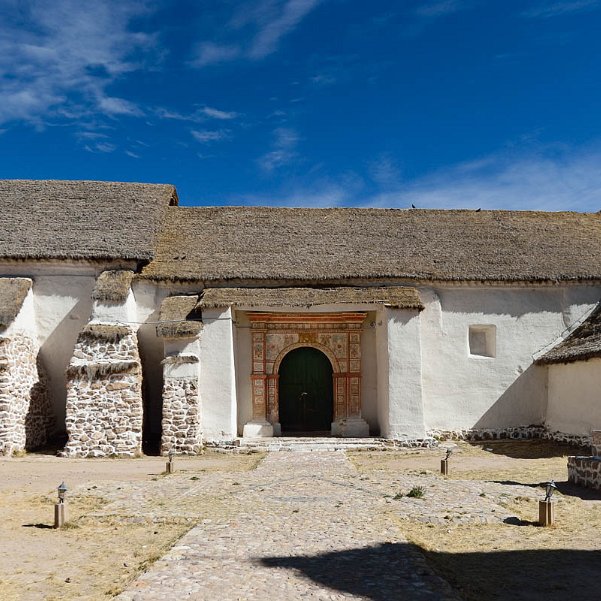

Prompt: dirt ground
[350,440,601,601]
[0,451,263,601]
[2,441,600,601]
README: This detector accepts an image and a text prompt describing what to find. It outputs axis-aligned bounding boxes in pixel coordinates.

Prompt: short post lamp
[166,449,175,474]
[539,480,557,527]
[54,482,68,529]
[441,448,452,476]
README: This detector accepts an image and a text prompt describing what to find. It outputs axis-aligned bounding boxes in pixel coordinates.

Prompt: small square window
[469,325,496,358]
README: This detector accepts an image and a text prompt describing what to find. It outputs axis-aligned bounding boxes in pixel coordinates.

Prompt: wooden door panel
[279,347,333,432]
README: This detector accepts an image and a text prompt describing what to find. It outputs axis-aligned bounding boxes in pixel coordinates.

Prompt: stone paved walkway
[117,452,461,600]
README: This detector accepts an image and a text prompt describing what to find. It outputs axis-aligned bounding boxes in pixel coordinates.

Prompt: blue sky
[1,0,601,210]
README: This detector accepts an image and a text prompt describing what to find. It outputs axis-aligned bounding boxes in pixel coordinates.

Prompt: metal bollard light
[441,448,452,475]
[54,481,68,528]
[166,449,175,474]
[539,480,557,526]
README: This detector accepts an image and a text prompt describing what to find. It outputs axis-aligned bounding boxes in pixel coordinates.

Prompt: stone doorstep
[237,437,393,452]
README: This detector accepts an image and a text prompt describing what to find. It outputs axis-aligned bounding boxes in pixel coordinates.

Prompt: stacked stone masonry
[568,456,601,490]
[63,326,143,458]
[0,333,53,455]
[161,377,202,455]
[428,426,591,448]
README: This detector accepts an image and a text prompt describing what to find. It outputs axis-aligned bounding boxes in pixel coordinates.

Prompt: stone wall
[0,333,53,455]
[161,375,202,455]
[63,325,143,457]
[428,426,591,448]
[568,456,601,490]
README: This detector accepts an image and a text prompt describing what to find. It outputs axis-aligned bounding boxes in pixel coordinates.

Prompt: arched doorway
[278,347,333,434]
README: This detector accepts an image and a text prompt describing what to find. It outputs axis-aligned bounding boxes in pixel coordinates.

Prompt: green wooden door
[279,347,333,433]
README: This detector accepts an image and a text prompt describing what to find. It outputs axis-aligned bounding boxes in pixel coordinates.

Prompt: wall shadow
[261,543,601,601]
[39,296,93,435]
[473,364,546,433]
[468,439,581,459]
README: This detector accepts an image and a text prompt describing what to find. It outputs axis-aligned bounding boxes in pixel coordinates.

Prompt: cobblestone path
[117,452,461,600]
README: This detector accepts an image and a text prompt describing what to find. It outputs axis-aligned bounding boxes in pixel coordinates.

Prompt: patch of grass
[407,486,425,499]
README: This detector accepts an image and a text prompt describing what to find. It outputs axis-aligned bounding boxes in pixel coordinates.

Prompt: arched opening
[278,347,333,434]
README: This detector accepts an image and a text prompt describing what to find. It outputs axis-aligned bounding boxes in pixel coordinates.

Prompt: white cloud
[98,96,143,117]
[248,0,322,59]
[155,105,238,123]
[0,0,158,126]
[245,146,601,211]
[191,0,322,67]
[201,106,239,120]
[230,181,350,207]
[522,0,599,18]
[258,127,300,172]
[364,147,601,211]
[84,141,116,153]
[190,42,240,67]
[415,0,472,18]
[368,153,401,188]
[191,129,229,143]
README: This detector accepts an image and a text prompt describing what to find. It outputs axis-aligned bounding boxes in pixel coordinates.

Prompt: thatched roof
[141,207,601,283]
[92,270,134,303]
[198,286,424,310]
[536,304,601,365]
[80,323,132,342]
[0,180,177,262]
[156,296,203,338]
[0,278,32,330]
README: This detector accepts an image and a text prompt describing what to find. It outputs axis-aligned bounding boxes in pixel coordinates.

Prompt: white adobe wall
[133,280,170,441]
[376,307,425,439]
[234,311,253,434]
[200,307,237,441]
[92,287,138,323]
[546,359,601,436]
[32,274,96,430]
[6,285,37,338]
[420,284,601,433]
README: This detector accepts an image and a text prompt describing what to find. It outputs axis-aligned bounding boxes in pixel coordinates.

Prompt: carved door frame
[248,312,365,431]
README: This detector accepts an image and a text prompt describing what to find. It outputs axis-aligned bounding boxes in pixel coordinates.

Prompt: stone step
[237,437,393,452]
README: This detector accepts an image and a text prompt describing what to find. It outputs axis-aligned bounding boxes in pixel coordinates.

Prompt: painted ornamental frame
[242,312,370,438]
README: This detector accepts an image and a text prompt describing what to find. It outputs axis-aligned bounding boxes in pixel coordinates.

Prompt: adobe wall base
[243,420,274,438]
[428,426,591,448]
[331,416,370,438]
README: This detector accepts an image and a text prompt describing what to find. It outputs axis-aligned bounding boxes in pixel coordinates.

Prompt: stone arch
[272,342,341,376]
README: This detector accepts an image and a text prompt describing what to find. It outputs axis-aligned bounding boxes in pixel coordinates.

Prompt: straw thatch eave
[92,270,134,303]
[536,304,601,365]
[198,286,424,310]
[67,360,139,379]
[80,323,132,342]
[0,278,32,330]
[141,206,601,284]
[157,295,203,338]
[0,180,177,262]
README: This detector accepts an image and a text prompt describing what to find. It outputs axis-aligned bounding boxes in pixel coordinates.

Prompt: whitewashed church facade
[0,180,600,456]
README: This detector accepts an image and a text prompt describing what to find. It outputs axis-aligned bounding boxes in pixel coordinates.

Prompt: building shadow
[486,479,601,501]
[261,543,601,601]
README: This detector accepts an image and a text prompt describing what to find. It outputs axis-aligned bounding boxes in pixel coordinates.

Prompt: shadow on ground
[488,479,601,501]
[468,439,586,459]
[262,543,601,601]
